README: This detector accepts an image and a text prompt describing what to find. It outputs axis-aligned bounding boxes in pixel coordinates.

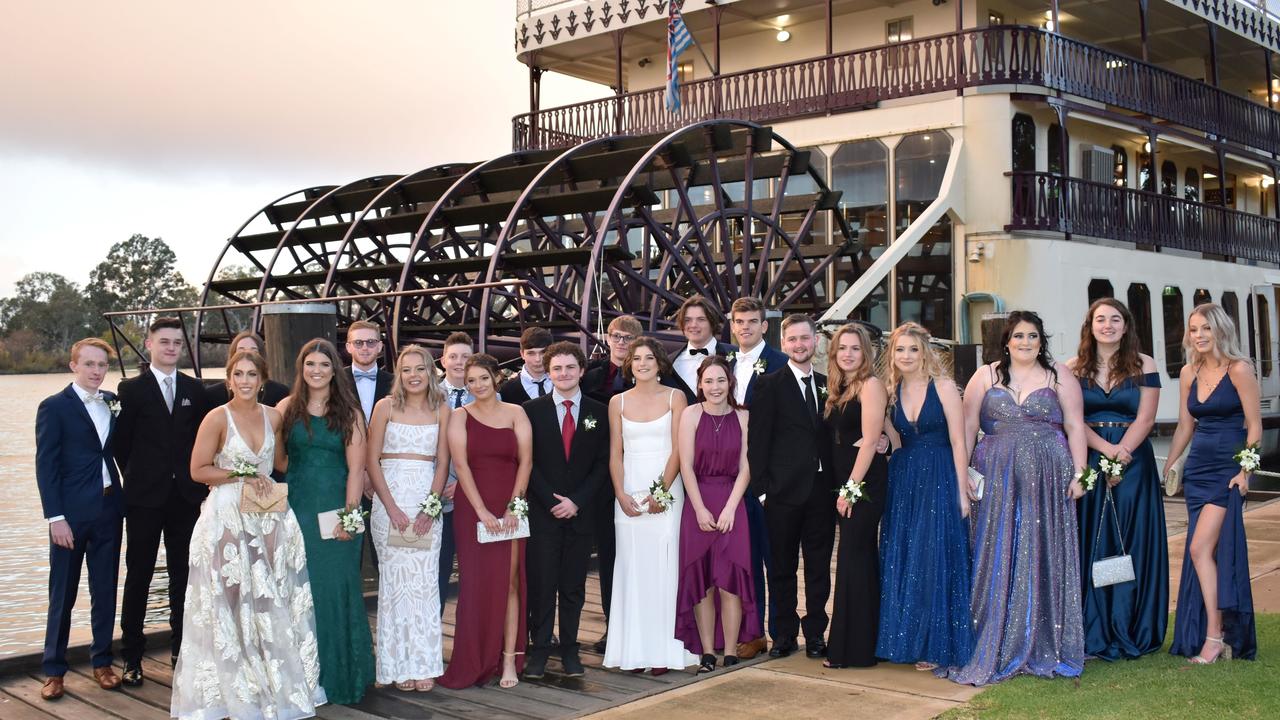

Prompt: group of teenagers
[34,293,1258,720]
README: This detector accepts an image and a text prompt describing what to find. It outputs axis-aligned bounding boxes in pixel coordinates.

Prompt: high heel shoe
[697,654,717,674]
[1189,636,1229,665]
[500,651,522,688]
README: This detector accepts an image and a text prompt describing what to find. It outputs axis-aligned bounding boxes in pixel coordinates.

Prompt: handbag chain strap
[1091,485,1128,561]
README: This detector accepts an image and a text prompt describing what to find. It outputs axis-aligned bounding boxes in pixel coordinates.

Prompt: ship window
[1162,286,1185,377]
[1012,114,1035,173]
[1128,283,1154,356]
[988,10,1004,25]
[1193,289,1211,306]
[1257,293,1273,377]
[886,18,913,43]
[1048,123,1067,176]
[1161,161,1177,196]
[1248,297,1256,359]
[895,131,953,339]
[1088,279,1113,304]
[1111,145,1127,187]
[832,140,889,328]
[1184,168,1200,202]
[1222,291,1240,340]
[1139,152,1154,192]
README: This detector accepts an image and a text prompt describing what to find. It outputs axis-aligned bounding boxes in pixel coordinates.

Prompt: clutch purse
[967,467,985,501]
[240,482,288,513]
[1091,487,1136,588]
[317,509,365,539]
[387,526,434,550]
[476,517,530,544]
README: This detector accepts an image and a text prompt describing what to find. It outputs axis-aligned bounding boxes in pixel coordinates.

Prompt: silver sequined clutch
[1092,554,1135,588]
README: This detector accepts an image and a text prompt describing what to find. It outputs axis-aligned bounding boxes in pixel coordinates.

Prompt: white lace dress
[171,406,326,720]
[370,421,444,683]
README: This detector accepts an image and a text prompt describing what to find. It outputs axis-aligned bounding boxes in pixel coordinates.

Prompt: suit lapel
[144,370,170,414]
[64,385,105,449]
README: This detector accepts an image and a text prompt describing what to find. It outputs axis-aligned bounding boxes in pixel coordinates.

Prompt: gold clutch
[387,526,434,550]
[240,482,289,513]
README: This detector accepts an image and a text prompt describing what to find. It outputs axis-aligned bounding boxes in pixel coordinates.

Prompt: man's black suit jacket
[746,366,829,504]
[522,394,611,535]
[113,370,211,509]
[346,365,393,412]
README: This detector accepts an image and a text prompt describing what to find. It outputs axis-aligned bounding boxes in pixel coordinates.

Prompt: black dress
[824,398,889,667]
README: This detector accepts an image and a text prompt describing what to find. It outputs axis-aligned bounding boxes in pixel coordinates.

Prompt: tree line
[0,234,199,373]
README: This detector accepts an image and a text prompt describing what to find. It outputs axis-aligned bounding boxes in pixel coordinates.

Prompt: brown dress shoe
[736,637,767,660]
[93,666,122,690]
[40,676,64,701]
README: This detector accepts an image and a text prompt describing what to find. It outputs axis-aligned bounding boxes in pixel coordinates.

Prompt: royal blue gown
[1170,372,1256,660]
[876,381,973,667]
[1077,372,1168,660]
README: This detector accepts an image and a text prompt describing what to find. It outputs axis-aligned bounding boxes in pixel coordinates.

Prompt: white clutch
[317,509,364,540]
[476,517,530,543]
[387,526,434,550]
[967,467,985,501]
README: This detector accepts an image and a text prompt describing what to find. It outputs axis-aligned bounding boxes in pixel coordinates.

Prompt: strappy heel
[722,655,739,668]
[1189,636,1229,665]
[500,651,522,688]
[697,653,717,674]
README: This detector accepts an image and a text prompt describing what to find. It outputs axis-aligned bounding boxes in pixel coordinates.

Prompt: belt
[1088,421,1131,428]
[103,485,116,496]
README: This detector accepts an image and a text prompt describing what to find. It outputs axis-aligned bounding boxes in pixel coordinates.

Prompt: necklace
[1196,363,1227,395]
[704,404,731,433]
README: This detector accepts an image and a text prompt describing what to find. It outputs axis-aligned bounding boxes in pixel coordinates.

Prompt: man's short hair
[443,331,474,351]
[519,326,554,351]
[608,315,643,337]
[71,338,115,363]
[729,297,767,321]
[674,295,723,335]
[148,317,183,335]
[346,320,381,340]
[780,313,816,335]
[544,341,587,369]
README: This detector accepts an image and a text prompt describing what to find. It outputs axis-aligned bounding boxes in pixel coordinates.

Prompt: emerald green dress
[285,415,374,704]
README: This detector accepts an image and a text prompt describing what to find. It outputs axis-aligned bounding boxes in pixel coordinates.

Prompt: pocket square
[181,398,192,407]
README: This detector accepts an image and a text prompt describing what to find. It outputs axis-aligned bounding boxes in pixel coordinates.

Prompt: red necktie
[562,400,575,460]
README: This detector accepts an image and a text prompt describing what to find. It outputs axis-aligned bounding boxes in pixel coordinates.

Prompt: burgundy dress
[674,410,760,654]
[439,411,527,688]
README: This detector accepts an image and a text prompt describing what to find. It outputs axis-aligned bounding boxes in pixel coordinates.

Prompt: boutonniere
[817,385,829,399]
[753,358,767,375]
[725,351,737,362]
[106,399,122,417]
[583,415,598,431]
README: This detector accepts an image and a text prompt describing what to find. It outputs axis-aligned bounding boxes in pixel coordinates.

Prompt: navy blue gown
[1171,372,1256,660]
[877,381,973,666]
[1077,372,1168,660]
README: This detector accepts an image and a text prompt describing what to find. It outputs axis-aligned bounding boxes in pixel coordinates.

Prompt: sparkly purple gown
[941,384,1084,686]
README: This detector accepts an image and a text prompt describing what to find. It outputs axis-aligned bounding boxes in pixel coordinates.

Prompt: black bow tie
[688,348,709,356]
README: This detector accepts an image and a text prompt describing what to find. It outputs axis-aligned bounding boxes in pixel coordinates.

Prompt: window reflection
[1162,286,1184,377]
[831,140,889,329]
[895,131,952,339]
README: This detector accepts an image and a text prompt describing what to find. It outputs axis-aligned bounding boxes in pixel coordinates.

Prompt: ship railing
[513,25,1280,158]
[515,0,578,20]
[1006,170,1280,265]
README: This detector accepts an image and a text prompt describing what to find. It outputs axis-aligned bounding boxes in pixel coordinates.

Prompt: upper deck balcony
[513,1,1280,158]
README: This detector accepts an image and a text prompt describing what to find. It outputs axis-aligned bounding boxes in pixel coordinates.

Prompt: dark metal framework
[193,120,854,363]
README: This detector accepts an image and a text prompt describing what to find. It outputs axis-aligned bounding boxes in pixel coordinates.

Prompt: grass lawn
[939,614,1277,719]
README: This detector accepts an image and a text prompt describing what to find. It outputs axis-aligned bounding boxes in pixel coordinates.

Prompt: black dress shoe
[768,639,797,658]
[561,654,585,678]
[121,662,144,687]
[805,640,828,658]
[591,634,608,653]
[523,655,547,680]
[723,655,740,667]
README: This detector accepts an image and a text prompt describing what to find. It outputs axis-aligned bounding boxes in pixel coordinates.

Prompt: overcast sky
[0,1,602,296]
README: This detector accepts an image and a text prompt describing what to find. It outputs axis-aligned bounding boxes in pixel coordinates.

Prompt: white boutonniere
[753,358,767,375]
[726,351,737,362]
[583,415,598,431]
[817,385,828,399]
[106,399,122,417]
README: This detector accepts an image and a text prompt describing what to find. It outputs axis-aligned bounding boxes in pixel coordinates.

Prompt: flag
[665,1,693,112]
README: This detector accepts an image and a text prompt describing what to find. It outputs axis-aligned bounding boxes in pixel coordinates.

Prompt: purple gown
[941,384,1084,686]
[675,411,760,654]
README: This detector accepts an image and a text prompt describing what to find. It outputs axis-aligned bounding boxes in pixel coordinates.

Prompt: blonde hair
[882,322,950,403]
[1185,302,1249,368]
[825,323,877,417]
[390,345,444,411]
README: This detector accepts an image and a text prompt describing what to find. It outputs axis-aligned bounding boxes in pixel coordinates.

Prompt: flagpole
[689,33,718,76]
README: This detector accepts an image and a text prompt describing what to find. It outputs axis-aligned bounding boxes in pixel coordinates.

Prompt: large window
[886,17,913,43]
[1184,168,1201,202]
[1162,286,1185,377]
[1012,114,1036,172]
[1222,291,1240,341]
[1161,161,1178,196]
[1112,145,1128,187]
[1128,283,1154,356]
[895,131,953,339]
[1048,123,1066,176]
[831,141,889,327]
[1193,289,1212,306]
[1088,279,1114,304]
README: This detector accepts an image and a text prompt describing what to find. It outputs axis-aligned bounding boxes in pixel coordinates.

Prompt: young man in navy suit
[35,338,125,700]
[726,297,788,659]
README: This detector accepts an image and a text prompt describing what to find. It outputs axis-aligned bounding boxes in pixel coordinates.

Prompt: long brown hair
[281,338,363,446]
[825,323,877,418]
[1072,298,1144,388]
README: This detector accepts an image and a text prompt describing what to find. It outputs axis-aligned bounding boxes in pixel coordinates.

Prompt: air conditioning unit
[1080,145,1116,183]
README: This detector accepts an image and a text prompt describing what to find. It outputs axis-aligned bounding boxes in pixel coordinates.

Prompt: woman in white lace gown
[366,345,452,691]
[604,338,698,673]
[172,351,325,720]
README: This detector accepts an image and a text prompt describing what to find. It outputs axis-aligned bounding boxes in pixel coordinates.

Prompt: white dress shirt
[733,341,766,405]
[552,388,583,430]
[519,366,549,399]
[352,363,378,422]
[674,337,718,394]
[49,383,113,523]
[788,361,822,471]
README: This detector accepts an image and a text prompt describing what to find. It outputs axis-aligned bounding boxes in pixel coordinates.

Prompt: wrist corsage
[337,507,368,534]
[1235,443,1261,473]
[227,454,259,480]
[1098,455,1125,480]
[507,496,529,519]
[418,492,444,519]
[1075,467,1098,492]
[836,478,864,504]
[649,476,675,511]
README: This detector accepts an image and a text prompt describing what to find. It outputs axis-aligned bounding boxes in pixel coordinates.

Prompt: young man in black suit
[521,341,611,679]
[499,326,553,404]
[114,317,211,685]
[746,313,834,660]
[35,338,125,701]
[669,295,734,404]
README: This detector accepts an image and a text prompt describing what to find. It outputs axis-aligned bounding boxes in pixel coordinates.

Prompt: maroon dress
[439,411,527,688]
[675,410,760,653]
